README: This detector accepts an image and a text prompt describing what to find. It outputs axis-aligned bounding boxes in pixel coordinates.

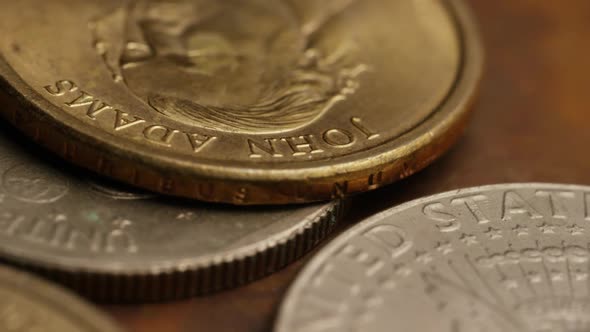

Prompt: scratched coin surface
[0,0,482,205]
[0,123,341,302]
[0,265,123,332]
[276,184,590,332]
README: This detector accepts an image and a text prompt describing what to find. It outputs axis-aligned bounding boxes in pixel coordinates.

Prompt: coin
[0,123,342,302]
[0,264,123,332]
[0,0,482,205]
[275,183,590,332]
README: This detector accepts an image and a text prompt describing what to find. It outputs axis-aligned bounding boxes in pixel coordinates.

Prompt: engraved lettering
[44,79,77,96]
[247,139,283,159]
[332,181,349,198]
[193,183,215,199]
[367,171,384,190]
[65,91,112,119]
[0,213,137,254]
[340,244,385,277]
[282,135,324,156]
[535,190,575,219]
[46,80,213,153]
[322,129,355,147]
[234,188,248,204]
[113,109,145,131]
[143,125,179,147]
[50,222,69,247]
[47,81,384,157]
[65,227,103,252]
[351,117,379,140]
[185,132,216,153]
[293,295,341,332]
[0,213,25,236]
[106,218,137,253]
[423,203,460,232]
[159,178,174,193]
[501,191,543,221]
[245,119,379,158]
[317,262,360,295]
[451,195,490,224]
[27,217,67,249]
[361,225,413,259]
[23,218,47,243]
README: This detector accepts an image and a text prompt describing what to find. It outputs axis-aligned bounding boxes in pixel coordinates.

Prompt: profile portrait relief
[91,0,367,134]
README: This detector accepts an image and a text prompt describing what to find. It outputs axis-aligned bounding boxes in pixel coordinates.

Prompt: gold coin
[0,0,482,205]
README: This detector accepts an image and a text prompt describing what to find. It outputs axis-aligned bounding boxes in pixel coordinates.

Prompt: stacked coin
[0,0,480,205]
[0,120,342,302]
[0,0,493,330]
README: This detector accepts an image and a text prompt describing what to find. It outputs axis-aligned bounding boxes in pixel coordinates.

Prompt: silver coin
[0,123,341,302]
[276,183,590,332]
[0,264,123,332]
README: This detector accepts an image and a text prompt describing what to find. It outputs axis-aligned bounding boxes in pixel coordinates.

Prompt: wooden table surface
[104,1,590,331]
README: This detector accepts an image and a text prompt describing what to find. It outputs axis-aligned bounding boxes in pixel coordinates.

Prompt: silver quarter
[0,264,123,332]
[0,123,341,302]
[276,184,590,332]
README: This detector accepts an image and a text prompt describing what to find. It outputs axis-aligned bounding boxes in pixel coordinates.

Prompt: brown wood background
[104,1,590,331]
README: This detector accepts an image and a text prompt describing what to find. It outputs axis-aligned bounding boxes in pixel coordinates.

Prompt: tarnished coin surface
[0,265,123,332]
[276,184,590,332]
[0,0,482,205]
[0,123,341,302]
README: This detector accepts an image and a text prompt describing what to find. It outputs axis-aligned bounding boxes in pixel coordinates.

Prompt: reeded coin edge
[274,183,587,332]
[0,201,342,303]
[0,264,123,332]
[0,0,483,205]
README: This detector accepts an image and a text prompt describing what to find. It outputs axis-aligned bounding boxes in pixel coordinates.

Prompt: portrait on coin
[91,0,367,134]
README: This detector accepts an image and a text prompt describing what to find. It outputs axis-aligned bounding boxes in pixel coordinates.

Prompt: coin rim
[274,183,588,331]
[0,201,338,272]
[0,201,342,302]
[0,0,483,204]
[0,265,123,331]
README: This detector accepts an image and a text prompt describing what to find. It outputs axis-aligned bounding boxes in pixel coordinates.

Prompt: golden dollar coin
[0,0,482,205]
